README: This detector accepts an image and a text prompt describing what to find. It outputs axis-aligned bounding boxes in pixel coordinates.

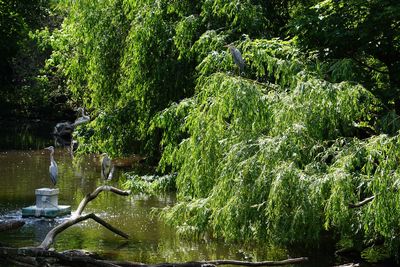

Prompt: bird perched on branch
[101,153,114,181]
[225,44,245,75]
[45,146,58,187]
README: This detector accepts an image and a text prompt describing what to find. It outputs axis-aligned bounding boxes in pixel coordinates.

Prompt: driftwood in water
[0,185,308,266]
[0,220,25,232]
[0,246,309,267]
[40,185,131,250]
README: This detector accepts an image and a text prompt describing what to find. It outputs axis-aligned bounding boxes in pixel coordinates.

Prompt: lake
[0,122,375,266]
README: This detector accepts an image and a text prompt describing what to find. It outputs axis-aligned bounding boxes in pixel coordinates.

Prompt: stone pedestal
[35,188,59,209]
[22,188,71,218]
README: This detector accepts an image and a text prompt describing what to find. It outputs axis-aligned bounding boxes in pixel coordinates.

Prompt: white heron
[45,146,58,186]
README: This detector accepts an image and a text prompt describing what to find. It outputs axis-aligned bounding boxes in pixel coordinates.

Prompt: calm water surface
[0,123,341,266]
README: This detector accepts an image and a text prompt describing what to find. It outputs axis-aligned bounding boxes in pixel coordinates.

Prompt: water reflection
[0,148,303,265]
[0,121,53,151]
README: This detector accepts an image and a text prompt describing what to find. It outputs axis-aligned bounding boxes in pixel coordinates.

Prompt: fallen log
[333,264,359,267]
[0,220,25,232]
[109,258,310,267]
[0,247,308,267]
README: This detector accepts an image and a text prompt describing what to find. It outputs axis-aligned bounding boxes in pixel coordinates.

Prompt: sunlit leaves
[155,41,379,246]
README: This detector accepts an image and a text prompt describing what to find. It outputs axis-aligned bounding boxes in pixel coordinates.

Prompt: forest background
[1,0,400,262]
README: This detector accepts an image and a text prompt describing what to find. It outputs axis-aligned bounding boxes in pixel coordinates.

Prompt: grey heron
[73,107,90,127]
[45,146,58,186]
[225,44,245,75]
[101,153,113,181]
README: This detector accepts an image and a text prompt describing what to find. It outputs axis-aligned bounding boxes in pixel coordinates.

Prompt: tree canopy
[4,0,400,262]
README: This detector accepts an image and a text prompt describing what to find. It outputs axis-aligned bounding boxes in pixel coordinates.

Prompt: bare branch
[349,195,375,208]
[100,258,309,267]
[39,185,131,250]
[0,247,120,267]
[39,212,129,250]
[0,247,308,267]
[75,185,131,216]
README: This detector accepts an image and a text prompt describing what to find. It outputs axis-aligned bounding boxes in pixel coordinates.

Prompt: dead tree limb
[39,185,131,250]
[39,213,129,249]
[101,258,310,267]
[349,195,375,208]
[75,185,131,216]
[333,264,360,267]
[0,246,308,267]
[0,247,120,267]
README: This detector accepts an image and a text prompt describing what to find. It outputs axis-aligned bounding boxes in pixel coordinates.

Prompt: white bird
[101,153,113,181]
[73,107,90,127]
[45,146,58,186]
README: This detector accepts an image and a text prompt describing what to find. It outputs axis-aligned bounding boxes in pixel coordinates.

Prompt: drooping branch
[349,195,375,208]
[39,185,131,250]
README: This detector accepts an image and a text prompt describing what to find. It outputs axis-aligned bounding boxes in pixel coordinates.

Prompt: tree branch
[104,258,310,267]
[350,56,389,75]
[74,185,131,216]
[39,185,131,250]
[39,212,129,249]
[349,195,375,208]
[0,247,308,267]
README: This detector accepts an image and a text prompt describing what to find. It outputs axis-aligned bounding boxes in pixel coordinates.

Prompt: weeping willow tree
[124,38,400,260]
[42,0,307,156]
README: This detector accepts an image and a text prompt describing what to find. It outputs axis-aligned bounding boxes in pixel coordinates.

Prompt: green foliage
[44,0,308,155]
[153,39,380,247]
[0,0,64,118]
[291,0,400,107]
[123,173,176,195]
